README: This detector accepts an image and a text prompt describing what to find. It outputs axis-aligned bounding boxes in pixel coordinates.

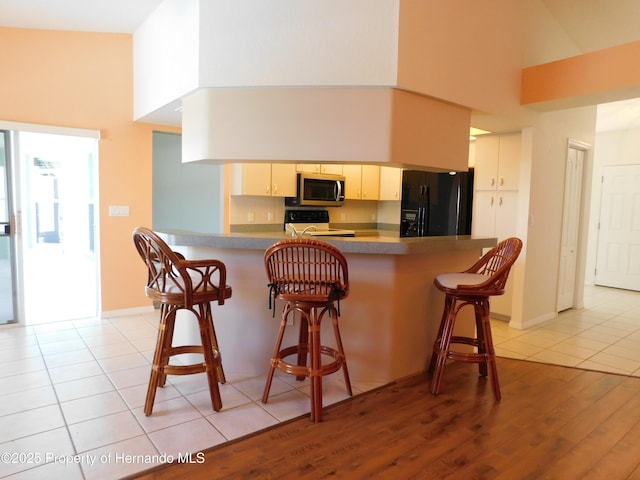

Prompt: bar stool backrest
[133,227,229,309]
[133,227,194,305]
[264,238,349,304]
[458,237,523,295]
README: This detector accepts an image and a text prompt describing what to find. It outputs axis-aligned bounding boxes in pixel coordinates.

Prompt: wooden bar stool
[429,237,522,401]
[262,238,352,422]
[132,227,232,416]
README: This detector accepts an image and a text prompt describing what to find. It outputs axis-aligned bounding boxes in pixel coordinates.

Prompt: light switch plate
[109,205,130,217]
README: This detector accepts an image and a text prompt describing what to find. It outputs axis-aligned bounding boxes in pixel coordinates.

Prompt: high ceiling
[1,0,639,131]
[541,0,640,54]
[0,0,164,33]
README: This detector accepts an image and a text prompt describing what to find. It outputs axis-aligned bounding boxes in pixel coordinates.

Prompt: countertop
[160,229,497,255]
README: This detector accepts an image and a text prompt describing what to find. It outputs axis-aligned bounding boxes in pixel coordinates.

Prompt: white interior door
[557,147,585,311]
[595,164,640,291]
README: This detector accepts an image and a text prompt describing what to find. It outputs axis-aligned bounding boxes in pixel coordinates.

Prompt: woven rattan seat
[133,227,231,416]
[262,238,352,422]
[429,237,522,401]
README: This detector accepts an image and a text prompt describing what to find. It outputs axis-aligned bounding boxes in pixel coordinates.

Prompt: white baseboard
[508,312,556,330]
[100,305,154,319]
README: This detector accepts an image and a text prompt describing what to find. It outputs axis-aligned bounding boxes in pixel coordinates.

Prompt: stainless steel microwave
[285,173,346,207]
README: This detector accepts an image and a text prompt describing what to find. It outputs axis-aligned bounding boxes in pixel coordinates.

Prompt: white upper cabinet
[230,163,297,197]
[472,133,522,240]
[296,164,343,175]
[378,166,402,201]
[474,134,520,191]
[343,164,380,200]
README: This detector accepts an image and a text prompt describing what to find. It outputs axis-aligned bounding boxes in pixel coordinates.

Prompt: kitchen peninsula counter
[162,229,495,255]
[160,230,496,386]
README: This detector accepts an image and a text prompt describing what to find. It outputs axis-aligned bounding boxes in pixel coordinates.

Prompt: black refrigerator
[400,169,474,237]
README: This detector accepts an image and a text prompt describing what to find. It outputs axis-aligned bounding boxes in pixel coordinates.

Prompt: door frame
[0,130,17,324]
[0,120,100,324]
[557,138,591,312]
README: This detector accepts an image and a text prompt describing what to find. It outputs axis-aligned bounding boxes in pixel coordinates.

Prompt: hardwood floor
[131,358,640,479]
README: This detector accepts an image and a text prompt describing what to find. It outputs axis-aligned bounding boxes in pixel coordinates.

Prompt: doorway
[2,127,100,325]
[557,141,588,312]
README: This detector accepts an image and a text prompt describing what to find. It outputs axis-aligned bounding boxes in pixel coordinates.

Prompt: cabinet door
[493,190,519,240]
[472,190,519,240]
[296,163,321,173]
[471,190,497,238]
[230,163,272,196]
[296,163,343,175]
[343,165,380,200]
[320,164,343,175]
[379,166,402,200]
[271,163,297,197]
[360,165,380,200]
[474,136,500,190]
[497,134,521,190]
[342,164,362,199]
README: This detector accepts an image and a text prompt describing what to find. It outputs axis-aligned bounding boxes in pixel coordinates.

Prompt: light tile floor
[493,285,640,375]
[1,285,639,479]
[0,310,370,479]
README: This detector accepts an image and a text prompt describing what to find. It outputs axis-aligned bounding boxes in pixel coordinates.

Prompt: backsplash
[230,196,400,232]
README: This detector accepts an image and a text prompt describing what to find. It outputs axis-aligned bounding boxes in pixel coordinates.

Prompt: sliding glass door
[0,126,99,325]
[16,131,100,324]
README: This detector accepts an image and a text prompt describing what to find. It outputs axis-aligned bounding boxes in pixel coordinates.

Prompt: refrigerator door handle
[424,186,430,236]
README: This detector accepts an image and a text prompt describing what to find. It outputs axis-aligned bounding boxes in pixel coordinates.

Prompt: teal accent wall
[152,132,224,233]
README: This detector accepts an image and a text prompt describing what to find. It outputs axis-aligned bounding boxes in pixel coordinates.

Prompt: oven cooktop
[284,209,355,237]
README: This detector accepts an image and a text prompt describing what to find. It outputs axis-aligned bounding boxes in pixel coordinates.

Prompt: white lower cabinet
[472,190,519,241]
[472,190,519,318]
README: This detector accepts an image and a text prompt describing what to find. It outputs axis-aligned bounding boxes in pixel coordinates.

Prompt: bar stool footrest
[276,345,346,378]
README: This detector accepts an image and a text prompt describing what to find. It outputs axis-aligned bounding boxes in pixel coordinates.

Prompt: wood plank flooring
[130,358,640,479]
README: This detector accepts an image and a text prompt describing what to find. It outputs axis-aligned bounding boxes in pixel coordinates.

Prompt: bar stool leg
[262,303,291,403]
[197,304,223,412]
[296,308,310,382]
[473,301,488,378]
[145,304,172,416]
[430,296,457,395]
[200,301,226,384]
[330,307,352,396]
[157,305,177,388]
[309,307,323,422]
[478,299,501,401]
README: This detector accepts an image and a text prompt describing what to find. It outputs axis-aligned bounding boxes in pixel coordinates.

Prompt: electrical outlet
[340,213,346,221]
[267,211,273,221]
[248,212,255,223]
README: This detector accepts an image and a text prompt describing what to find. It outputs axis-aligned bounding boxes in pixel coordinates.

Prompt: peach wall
[397,0,523,116]
[0,27,179,313]
[521,40,640,106]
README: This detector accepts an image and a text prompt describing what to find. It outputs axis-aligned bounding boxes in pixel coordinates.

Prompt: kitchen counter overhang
[158,230,497,385]
[161,230,496,256]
